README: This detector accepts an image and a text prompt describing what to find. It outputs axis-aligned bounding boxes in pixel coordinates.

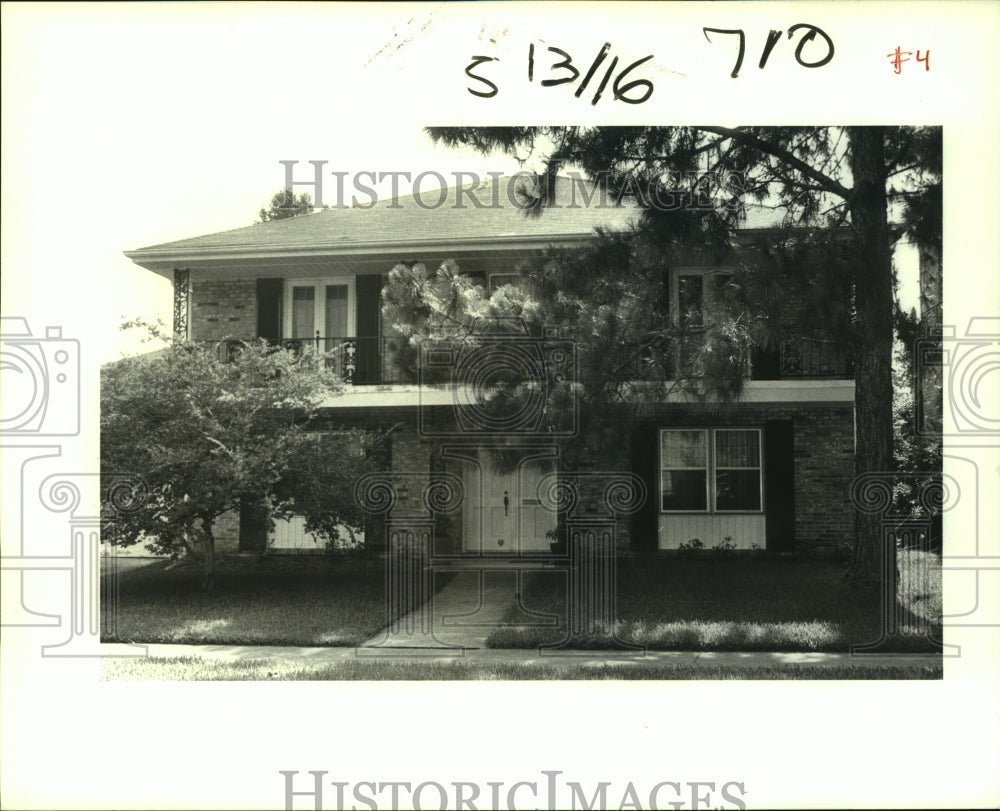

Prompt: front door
[459,448,556,555]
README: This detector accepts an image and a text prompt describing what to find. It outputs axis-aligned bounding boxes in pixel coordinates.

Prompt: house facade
[124,175,855,558]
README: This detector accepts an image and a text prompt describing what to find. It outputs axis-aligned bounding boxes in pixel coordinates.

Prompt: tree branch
[697,127,852,199]
[201,433,233,458]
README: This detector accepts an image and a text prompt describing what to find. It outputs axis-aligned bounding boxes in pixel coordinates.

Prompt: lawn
[101,555,409,647]
[486,549,942,654]
[102,549,942,657]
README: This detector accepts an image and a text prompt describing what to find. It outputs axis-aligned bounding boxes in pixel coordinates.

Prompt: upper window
[671,268,738,376]
[460,272,520,297]
[673,268,736,329]
[283,278,356,340]
[660,428,762,513]
[488,273,520,295]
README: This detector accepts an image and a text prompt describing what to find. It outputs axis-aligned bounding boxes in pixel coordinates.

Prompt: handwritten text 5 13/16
[465,26,837,105]
[466,42,653,105]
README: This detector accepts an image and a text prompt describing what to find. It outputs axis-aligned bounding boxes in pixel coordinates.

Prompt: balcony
[629,335,853,382]
[207,336,414,385]
[752,337,852,380]
[205,333,851,387]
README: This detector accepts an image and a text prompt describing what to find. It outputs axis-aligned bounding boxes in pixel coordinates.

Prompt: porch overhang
[623,379,857,404]
[124,233,596,281]
[314,379,856,410]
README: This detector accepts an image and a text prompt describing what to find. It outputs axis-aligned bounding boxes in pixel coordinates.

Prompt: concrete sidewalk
[359,568,557,651]
[112,641,942,673]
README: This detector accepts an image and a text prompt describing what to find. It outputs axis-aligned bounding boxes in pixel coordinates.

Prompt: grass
[486,549,943,654]
[102,549,942,659]
[101,655,942,681]
[101,555,412,647]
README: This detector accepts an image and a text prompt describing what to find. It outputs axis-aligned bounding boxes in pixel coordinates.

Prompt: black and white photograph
[2,3,998,810]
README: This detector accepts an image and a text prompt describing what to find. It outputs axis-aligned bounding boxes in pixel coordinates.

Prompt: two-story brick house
[124,174,855,558]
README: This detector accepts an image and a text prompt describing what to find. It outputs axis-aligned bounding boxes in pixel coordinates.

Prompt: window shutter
[355,274,383,383]
[630,422,659,551]
[751,346,782,380]
[256,278,283,343]
[238,498,269,553]
[764,421,796,553]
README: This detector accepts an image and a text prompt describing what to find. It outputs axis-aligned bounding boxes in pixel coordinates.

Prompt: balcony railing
[626,335,852,382]
[206,336,415,385]
[205,333,851,386]
[749,337,852,380]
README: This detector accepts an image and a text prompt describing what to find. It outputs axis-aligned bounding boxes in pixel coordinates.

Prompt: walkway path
[359,567,551,651]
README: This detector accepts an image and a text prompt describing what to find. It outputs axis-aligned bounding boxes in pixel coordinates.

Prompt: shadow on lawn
[487,551,943,654]
[101,555,409,647]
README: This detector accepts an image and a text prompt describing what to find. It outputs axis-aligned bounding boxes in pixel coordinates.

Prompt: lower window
[660,428,762,513]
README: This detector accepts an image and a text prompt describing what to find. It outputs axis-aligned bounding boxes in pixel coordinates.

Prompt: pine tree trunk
[845,126,896,592]
[200,516,216,593]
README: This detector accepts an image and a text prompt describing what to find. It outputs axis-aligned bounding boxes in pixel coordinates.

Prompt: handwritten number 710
[703,24,835,78]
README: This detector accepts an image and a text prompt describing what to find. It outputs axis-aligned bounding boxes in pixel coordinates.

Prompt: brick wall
[384,427,432,552]
[562,444,635,552]
[213,401,853,557]
[391,428,432,476]
[790,406,855,551]
[213,509,240,553]
[347,403,857,555]
[190,280,257,341]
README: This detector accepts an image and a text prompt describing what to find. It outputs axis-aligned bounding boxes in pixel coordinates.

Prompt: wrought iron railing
[283,336,361,383]
[771,337,853,379]
[206,336,415,385]
[624,335,852,381]
[206,333,850,385]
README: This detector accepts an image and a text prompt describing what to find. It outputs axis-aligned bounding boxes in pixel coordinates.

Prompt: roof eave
[124,232,602,276]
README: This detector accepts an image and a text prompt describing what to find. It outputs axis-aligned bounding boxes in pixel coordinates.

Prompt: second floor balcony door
[286,278,356,377]
[672,268,746,377]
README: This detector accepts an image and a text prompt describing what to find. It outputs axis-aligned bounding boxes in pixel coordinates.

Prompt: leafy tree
[419,126,940,588]
[101,322,382,590]
[890,319,942,549]
[258,187,317,222]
